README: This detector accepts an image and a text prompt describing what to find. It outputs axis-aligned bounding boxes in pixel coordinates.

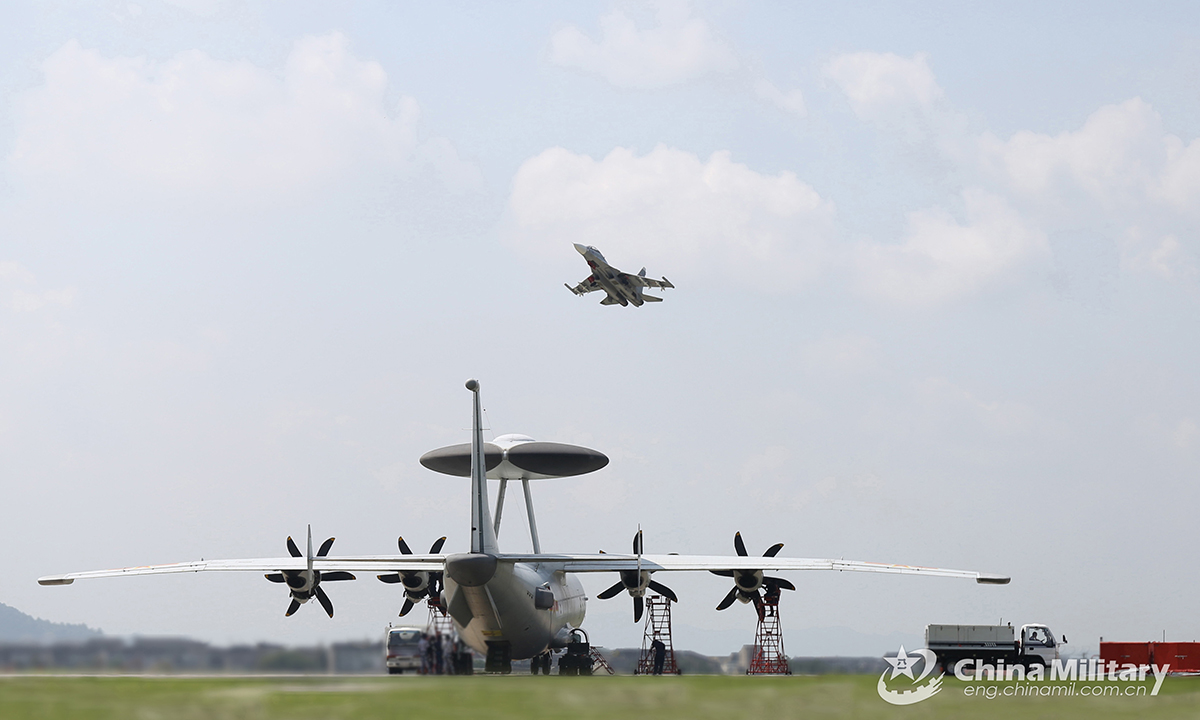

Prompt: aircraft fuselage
[443,559,586,659]
[585,258,643,307]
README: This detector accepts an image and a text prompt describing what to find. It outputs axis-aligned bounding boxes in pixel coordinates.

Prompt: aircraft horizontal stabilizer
[641,294,662,302]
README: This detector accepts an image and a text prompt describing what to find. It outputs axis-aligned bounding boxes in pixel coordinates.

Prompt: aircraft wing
[565,276,602,296]
[622,273,674,290]
[498,553,1009,584]
[38,555,446,586]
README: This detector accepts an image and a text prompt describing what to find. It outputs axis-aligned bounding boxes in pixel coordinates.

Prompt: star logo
[885,645,918,679]
[878,646,944,706]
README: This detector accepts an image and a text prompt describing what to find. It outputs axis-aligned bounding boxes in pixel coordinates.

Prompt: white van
[385,626,424,674]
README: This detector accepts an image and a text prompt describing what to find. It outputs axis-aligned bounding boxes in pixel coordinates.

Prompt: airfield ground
[2,675,1200,719]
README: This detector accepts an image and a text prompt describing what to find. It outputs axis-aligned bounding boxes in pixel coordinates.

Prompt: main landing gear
[530,652,552,675]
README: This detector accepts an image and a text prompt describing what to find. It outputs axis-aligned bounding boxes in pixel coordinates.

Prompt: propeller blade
[265,573,286,584]
[399,598,415,617]
[398,537,413,555]
[763,543,784,558]
[709,569,734,577]
[633,530,643,555]
[633,595,644,623]
[286,598,301,617]
[314,585,334,618]
[716,586,739,611]
[377,573,403,584]
[286,536,302,558]
[733,532,747,557]
[429,537,446,554]
[765,576,796,591]
[597,581,626,600]
[647,580,678,603]
[322,571,355,582]
[317,537,335,557]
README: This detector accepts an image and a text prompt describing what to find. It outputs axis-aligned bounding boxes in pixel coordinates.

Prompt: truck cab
[385,626,424,674]
[1019,624,1061,667]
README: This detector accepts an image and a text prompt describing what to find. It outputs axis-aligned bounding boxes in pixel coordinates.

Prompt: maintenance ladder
[746,594,791,675]
[427,597,454,637]
[590,648,615,675]
[636,594,680,675]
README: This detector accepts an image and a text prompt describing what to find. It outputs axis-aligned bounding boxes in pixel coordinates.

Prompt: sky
[2,0,1200,657]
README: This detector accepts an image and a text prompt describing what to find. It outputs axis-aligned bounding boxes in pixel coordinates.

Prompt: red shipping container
[1101,642,1153,666]
[1152,643,1200,673]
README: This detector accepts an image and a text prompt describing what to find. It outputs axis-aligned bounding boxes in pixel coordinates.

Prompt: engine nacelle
[619,569,651,597]
[734,569,763,596]
[400,571,429,594]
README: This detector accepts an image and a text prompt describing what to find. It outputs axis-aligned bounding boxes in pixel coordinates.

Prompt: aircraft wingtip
[976,575,1011,585]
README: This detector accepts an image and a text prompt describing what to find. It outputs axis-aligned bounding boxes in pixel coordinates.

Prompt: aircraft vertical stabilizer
[466,379,499,555]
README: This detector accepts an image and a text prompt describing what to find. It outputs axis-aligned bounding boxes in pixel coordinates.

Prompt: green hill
[0,602,101,644]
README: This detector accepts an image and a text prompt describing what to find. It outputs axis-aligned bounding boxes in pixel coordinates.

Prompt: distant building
[0,637,384,674]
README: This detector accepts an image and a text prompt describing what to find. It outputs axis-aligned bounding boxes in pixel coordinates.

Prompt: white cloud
[0,262,74,313]
[1159,134,1200,214]
[508,144,836,286]
[549,1,737,88]
[823,51,942,118]
[1122,231,1196,280]
[856,188,1048,304]
[972,97,1200,283]
[754,79,806,117]
[7,34,479,210]
[0,262,36,284]
[977,98,1167,211]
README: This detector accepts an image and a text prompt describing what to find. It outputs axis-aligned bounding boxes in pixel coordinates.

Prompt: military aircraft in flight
[565,243,674,307]
[40,380,1009,674]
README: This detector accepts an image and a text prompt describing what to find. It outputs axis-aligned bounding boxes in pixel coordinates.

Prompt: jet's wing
[498,553,1009,584]
[38,555,446,586]
[565,276,603,296]
[621,273,674,290]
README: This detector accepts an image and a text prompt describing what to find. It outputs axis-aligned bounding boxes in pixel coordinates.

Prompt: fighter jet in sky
[565,243,674,307]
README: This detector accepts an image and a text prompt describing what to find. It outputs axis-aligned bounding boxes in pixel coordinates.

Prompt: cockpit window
[1024,627,1053,646]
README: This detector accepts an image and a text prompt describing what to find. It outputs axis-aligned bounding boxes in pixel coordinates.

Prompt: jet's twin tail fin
[466,379,499,555]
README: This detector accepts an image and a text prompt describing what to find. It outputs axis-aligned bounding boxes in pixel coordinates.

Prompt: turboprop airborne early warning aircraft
[39,379,1010,674]
[565,243,674,306]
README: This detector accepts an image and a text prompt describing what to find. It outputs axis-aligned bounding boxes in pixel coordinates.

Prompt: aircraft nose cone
[573,243,588,255]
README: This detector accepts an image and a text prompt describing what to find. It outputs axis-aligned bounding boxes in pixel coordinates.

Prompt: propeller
[595,530,677,623]
[264,526,355,618]
[711,532,794,610]
[377,536,447,616]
